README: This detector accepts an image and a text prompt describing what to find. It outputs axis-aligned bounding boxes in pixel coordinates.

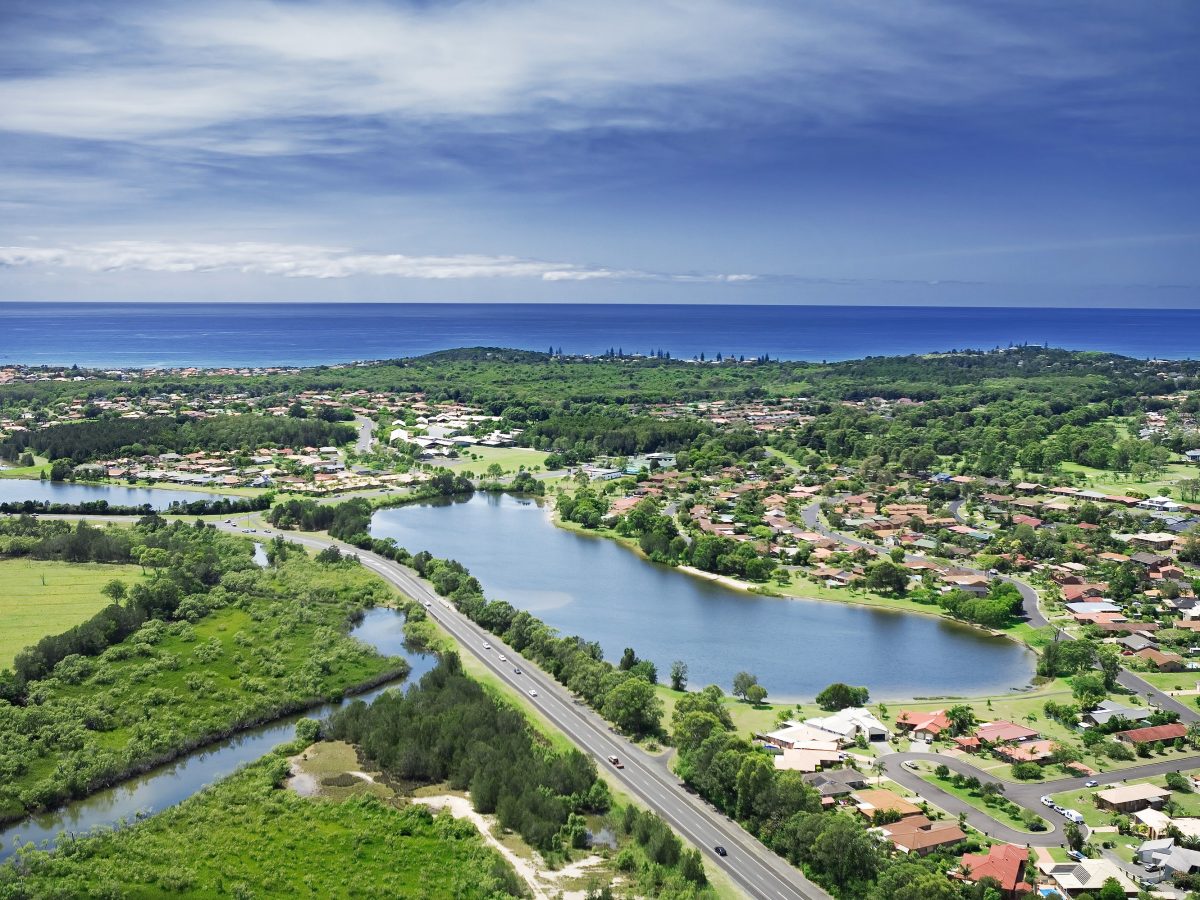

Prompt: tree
[100,579,127,603]
[865,559,908,595]
[946,704,977,735]
[811,814,880,888]
[732,671,759,701]
[669,660,689,692]
[1064,821,1084,852]
[602,677,663,737]
[287,401,307,418]
[815,682,869,711]
[1095,644,1122,690]
[1071,672,1107,709]
[618,648,638,671]
[746,683,768,705]
[1097,878,1126,900]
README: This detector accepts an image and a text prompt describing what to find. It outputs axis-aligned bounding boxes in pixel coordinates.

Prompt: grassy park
[446,445,550,475]
[0,558,146,667]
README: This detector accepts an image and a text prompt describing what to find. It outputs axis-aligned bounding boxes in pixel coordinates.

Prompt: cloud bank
[0,241,756,283]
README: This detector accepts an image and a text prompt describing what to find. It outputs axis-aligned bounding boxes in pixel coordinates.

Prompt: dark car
[714,845,727,857]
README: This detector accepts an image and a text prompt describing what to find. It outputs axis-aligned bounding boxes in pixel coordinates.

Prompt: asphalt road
[252,526,831,900]
[882,749,1200,847]
[354,416,376,454]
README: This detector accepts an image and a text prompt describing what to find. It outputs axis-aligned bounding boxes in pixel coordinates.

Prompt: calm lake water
[0,479,236,510]
[0,608,433,860]
[371,494,1035,701]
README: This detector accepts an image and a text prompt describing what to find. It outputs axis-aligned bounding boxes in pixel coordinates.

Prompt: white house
[804,708,890,743]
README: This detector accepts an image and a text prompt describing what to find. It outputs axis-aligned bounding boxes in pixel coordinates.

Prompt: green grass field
[1056,459,1197,498]
[444,445,550,474]
[913,763,1045,833]
[0,558,146,668]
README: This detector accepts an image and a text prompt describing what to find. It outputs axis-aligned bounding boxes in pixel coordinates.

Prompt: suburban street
[256,525,832,900]
[353,415,376,454]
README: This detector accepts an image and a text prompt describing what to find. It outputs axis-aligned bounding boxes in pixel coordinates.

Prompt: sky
[0,0,1197,306]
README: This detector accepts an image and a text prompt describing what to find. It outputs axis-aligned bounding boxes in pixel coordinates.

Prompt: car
[607,755,624,769]
[513,667,522,675]
[422,600,431,608]
[1040,796,1054,807]
[528,688,538,698]
[1085,779,1098,787]
[1144,863,1161,872]
[714,846,727,857]
[1052,804,1065,814]
[498,654,507,662]
[482,642,492,650]
[902,761,918,770]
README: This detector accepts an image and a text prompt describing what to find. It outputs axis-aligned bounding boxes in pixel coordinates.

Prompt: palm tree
[871,758,887,781]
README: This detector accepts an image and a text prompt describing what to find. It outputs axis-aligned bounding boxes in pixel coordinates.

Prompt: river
[0,608,433,860]
[371,494,1036,701]
[0,479,237,510]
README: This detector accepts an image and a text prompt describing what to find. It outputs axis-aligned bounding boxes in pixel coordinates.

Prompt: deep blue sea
[1,302,1196,367]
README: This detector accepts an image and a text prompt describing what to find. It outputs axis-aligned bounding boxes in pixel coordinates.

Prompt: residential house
[877,816,966,856]
[1083,701,1154,729]
[804,708,890,743]
[853,789,921,820]
[1131,647,1185,672]
[1114,723,1188,748]
[1095,782,1171,813]
[974,720,1039,745]
[894,710,952,742]
[954,844,1032,899]
[802,768,869,799]
[1037,859,1138,897]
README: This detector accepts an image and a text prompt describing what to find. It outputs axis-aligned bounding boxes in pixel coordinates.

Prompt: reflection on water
[0,479,238,511]
[371,494,1035,701]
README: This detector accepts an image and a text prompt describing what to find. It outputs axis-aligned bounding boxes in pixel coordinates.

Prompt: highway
[264,527,832,900]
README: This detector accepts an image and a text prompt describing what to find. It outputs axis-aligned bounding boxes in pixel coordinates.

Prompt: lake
[0,608,433,860]
[0,479,236,510]
[370,494,1036,702]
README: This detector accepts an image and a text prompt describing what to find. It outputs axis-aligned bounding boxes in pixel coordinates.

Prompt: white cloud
[0,240,756,283]
[0,0,1118,150]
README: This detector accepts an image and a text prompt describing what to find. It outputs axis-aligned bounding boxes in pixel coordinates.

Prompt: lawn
[1057,459,1197,499]
[444,445,550,475]
[0,558,146,668]
[657,684,783,738]
[914,763,1047,834]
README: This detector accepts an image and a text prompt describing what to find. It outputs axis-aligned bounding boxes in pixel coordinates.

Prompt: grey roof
[1086,702,1153,725]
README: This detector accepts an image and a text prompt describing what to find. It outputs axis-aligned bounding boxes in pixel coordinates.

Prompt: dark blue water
[0,302,1196,367]
[371,495,1035,701]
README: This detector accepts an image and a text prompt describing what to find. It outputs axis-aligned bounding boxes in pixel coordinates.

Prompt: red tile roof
[1117,723,1188,744]
[958,844,1030,893]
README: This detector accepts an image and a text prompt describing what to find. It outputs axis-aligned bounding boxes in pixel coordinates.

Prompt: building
[955,844,1032,899]
[974,720,1039,744]
[853,789,921,820]
[1037,858,1138,897]
[894,709,952,741]
[1095,782,1171,813]
[1136,839,1200,883]
[804,708,890,743]
[802,768,869,799]
[1083,700,1153,729]
[1115,723,1188,747]
[877,817,966,856]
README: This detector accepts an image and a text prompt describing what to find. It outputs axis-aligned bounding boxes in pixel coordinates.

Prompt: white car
[1040,796,1054,807]
[483,642,492,650]
[498,654,507,662]
[528,688,538,698]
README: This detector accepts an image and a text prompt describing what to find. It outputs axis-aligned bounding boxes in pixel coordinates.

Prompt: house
[1133,808,1173,839]
[1115,723,1188,748]
[1065,601,1121,617]
[803,768,869,798]
[877,816,966,855]
[804,708,890,743]
[759,722,843,750]
[1117,634,1159,654]
[1037,858,1138,897]
[1136,839,1200,882]
[1095,782,1171,813]
[943,574,990,596]
[895,710,952,741]
[1130,532,1179,551]
[1083,700,1153,729]
[955,844,1032,899]
[1131,647,1185,672]
[853,789,921,820]
[772,746,846,773]
[974,720,1039,745]
[994,739,1055,764]
[1130,551,1171,568]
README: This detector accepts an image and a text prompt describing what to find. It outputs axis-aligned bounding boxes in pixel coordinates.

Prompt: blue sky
[1,0,1197,305]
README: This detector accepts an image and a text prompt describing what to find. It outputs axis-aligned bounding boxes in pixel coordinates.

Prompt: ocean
[2,302,1197,367]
